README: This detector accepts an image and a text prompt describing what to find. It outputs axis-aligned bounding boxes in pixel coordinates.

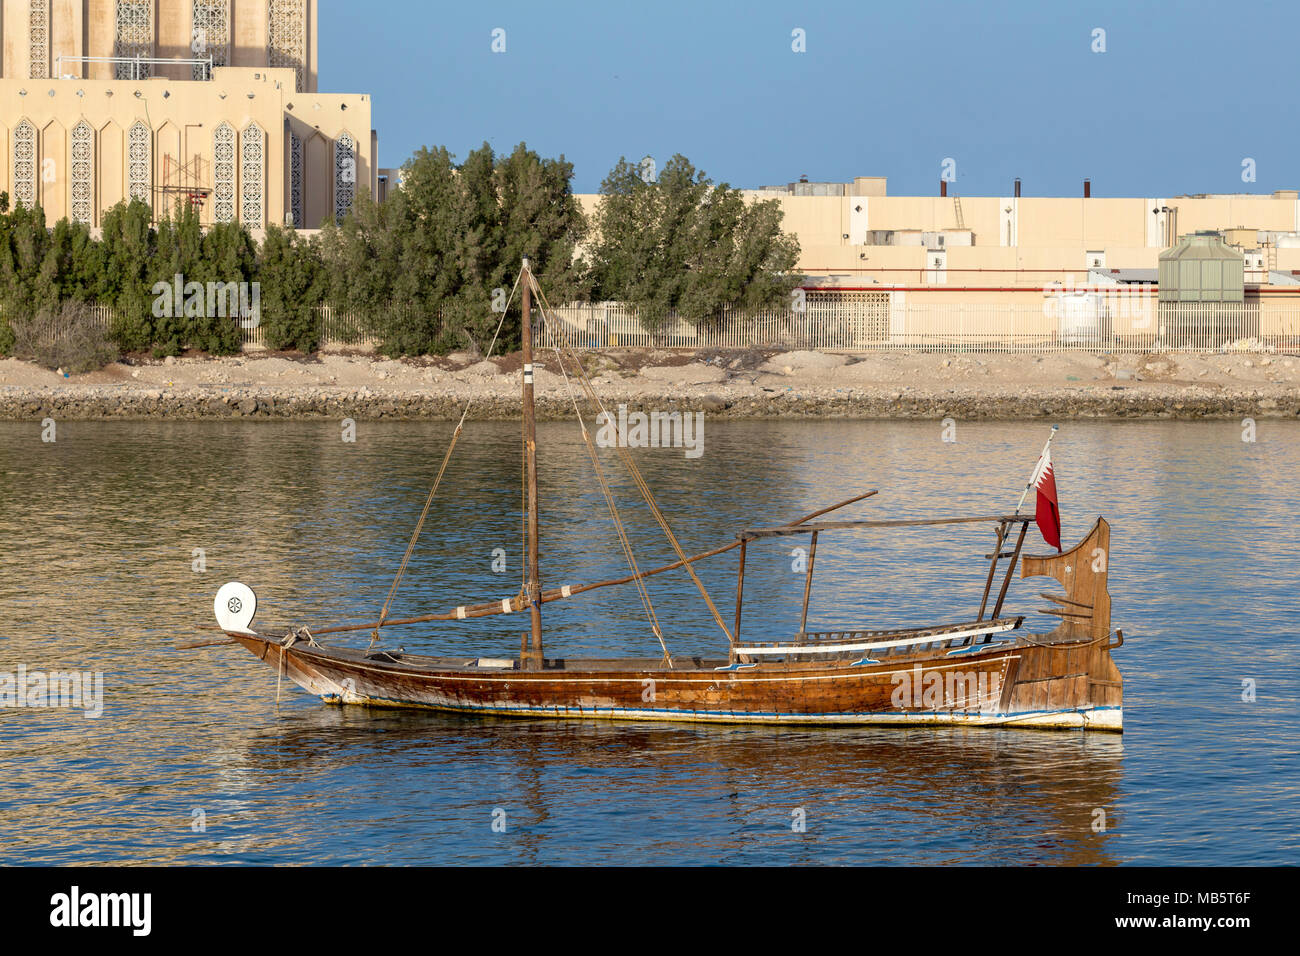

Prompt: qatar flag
[1031,449,1062,551]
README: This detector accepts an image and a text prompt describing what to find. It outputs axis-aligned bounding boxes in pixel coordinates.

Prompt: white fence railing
[45,296,1300,354]
[236,305,381,350]
[73,303,381,351]
[536,299,1300,353]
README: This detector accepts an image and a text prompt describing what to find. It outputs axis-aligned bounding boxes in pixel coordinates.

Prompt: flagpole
[1015,425,1059,515]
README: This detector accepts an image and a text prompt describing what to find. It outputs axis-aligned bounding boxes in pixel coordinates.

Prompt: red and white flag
[1031,448,1062,551]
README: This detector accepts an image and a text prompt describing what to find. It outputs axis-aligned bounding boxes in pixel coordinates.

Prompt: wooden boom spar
[739,514,1027,540]
[298,491,880,639]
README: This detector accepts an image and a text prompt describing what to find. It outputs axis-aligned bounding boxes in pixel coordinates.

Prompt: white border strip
[738,621,1017,657]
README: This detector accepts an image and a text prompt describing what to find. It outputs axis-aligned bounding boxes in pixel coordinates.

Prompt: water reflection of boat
[206,261,1124,731]
[240,713,1125,865]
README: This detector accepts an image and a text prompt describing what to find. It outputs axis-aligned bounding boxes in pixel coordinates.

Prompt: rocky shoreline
[3,382,1297,422]
[2,348,1297,421]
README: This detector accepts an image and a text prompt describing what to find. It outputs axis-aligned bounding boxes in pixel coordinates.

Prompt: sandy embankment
[1,347,1298,421]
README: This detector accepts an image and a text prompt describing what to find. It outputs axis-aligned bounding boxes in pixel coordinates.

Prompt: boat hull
[232,632,1123,732]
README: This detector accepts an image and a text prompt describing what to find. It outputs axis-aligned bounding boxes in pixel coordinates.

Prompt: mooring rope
[275,644,285,707]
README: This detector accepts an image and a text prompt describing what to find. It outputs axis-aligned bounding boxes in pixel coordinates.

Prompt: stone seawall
[3,384,1297,422]
[3,349,1298,422]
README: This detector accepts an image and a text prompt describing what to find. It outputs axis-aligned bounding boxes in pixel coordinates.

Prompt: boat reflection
[240,708,1124,865]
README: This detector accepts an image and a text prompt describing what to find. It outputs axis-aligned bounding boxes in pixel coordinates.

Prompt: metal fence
[74,303,381,351]
[237,305,381,350]
[537,297,1300,353]
[50,295,1300,354]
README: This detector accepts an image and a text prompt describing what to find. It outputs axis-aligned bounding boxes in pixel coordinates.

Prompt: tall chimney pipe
[1014,178,1021,198]
[1084,178,1091,198]
[940,179,947,197]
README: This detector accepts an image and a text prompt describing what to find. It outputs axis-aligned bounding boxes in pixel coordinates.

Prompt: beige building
[579,177,1300,301]
[740,178,1300,302]
[570,178,1300,348]
[0,0,377,230]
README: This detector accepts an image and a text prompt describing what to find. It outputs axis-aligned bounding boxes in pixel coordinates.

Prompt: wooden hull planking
[232,631,1123,732]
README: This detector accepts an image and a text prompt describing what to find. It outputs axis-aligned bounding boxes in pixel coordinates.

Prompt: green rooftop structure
[1158,232,1255,346]
[1158,232,1245,303]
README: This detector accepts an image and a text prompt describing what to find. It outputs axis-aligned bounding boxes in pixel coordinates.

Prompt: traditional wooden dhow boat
[201,261,1124,731]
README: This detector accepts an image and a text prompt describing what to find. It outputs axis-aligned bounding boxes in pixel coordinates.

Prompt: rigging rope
[529,275,736,648]
[370,271,522,647]
[550,341,672,664]
[296,493,877,637]
[369,266,739,657]
[519,405,528,603]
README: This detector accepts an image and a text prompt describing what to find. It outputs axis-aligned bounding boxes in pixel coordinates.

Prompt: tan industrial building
[744,180,1300,345]
[573,178,1300,348]
[740,178,1300,298]
[0,0,378,230]
[578,177,1300,297]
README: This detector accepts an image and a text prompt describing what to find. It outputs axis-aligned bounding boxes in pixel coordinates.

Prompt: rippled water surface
[1,419,1297,865]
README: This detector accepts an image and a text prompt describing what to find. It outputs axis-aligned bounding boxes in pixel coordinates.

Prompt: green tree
[327,142,589,357]
[98,200,157,352]
[195,219,255,354]
[149,201,206,355]
[365,149,457,354]
[46,218,105,302]
[438,143,507,353]
[0,207,13,354]
[489,142,590,341]
[591,154,801,331]
[0,204,59,354]
[258,225,326,351]
[322,184,409,348]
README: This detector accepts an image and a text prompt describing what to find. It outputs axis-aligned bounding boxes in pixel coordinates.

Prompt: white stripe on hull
[260,641,1120,732]
[313,690,1122,731]
[740,620,1018,656]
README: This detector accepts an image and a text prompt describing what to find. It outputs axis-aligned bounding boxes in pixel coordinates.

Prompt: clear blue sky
[321,0,1298,197]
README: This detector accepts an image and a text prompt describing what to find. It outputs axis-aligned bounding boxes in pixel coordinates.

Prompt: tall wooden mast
[520,257,544,670]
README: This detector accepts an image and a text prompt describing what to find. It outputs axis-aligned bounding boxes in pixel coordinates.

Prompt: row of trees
[0,144,802,360]
[324,143,590,355]
[0,193,324,356]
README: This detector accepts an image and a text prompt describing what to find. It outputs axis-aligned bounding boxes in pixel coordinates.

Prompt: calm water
[1,418,1297,865]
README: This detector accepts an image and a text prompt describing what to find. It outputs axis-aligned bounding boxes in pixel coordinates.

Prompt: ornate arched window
[12,120,38,209]
[268,0,306,92]
[191,0,230,80]
[240,122,265,228]
[128,121,153,205]
[212,122,236,223]
[115,1,155,79]
[334,132,356,224]
[29,1,50,79]
[290,131,304,228]
[70,121,95,225]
